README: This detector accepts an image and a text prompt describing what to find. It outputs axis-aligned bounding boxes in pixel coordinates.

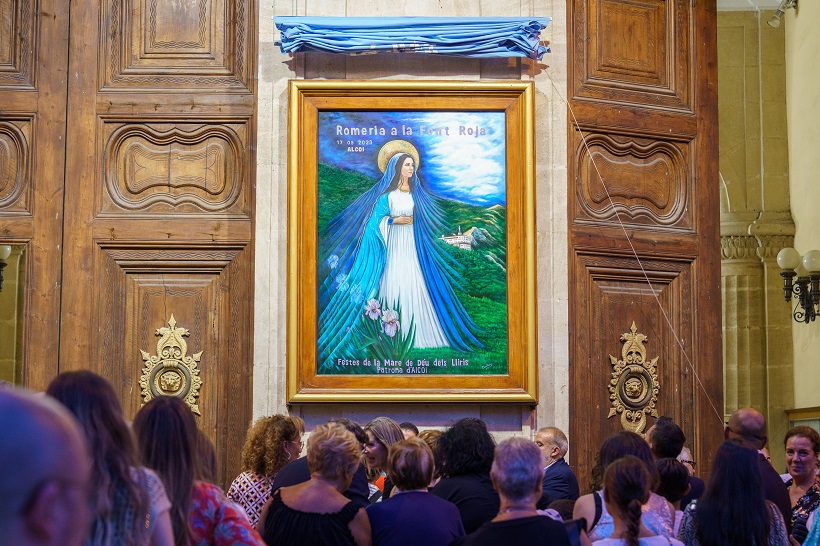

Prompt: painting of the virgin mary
[317,139,482,370]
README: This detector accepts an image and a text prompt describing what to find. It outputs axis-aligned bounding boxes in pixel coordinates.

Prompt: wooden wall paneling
[691,0,723,472]
[573,130,694,231]
[0,0,69,389]
[571,250,694,485]
[93,242,251,486]
[61,0,257,487]
[0,0,37,88]
[573,0,693,112]
[568,0,721,490]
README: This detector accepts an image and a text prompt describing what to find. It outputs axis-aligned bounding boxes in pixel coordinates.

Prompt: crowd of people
[1,372,819,546]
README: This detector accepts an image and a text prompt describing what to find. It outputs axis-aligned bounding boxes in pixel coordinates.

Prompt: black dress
[260,488,360,546]
[450,515,571,546]
[430,473,500,534]
[271,456,370,508]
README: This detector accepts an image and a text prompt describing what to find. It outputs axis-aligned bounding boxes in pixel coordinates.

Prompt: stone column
[720,216,795,473]
[753,225,796,461]
[721,230,767,415]
[718,9,795,470]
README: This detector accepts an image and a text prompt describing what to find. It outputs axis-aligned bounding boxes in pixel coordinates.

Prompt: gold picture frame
[287,80,537,403]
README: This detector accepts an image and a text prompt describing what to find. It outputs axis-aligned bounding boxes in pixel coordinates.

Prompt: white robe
[378,189,449,348]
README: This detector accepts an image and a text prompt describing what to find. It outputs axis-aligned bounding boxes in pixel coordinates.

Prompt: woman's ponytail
[625,497,642,546]
[602,455,652,546]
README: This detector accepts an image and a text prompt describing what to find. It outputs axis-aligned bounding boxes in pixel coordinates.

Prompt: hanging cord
[540,67,725,428]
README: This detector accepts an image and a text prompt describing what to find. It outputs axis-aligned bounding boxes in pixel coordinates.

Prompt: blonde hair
[417,429,443,478]
[307,423,361,481]
[364,417,404,471]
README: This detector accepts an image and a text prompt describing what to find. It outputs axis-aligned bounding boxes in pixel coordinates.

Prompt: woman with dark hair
[678,440,788,546]
[783,426,820,540]
[46,370,174,546]
[593,456,685,546]
[452,437,570,546]
[133,396,264,546]
[573,431,674,541]
[228,415,302,527]
[430,418,500,533]
[654,458,690,536]
[363,416,405,500]
[366,438,465,546]
[258,423,371,546]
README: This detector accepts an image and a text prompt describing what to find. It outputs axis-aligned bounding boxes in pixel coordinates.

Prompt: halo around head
[377,140,420,174]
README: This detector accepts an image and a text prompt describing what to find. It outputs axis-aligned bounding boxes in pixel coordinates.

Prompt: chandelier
[776,248,820,323]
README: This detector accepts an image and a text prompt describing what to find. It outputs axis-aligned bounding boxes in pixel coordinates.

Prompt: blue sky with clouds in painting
[318,111,506,206]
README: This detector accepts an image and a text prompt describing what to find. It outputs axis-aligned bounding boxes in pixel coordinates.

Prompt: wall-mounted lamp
[0,245,10,293]
[777,247,820,323]
[768,0,797,28]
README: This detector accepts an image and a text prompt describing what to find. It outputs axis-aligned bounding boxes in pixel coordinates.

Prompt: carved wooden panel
[95,242,252,486]
[100,0,251,91]
[58,0,256,489]
[572,0,692,111]
[573,131,692,230]
[0,0,36,88]
[0,118,31,213]
[99,120,249,217]
[568,0,720,488]
[571,251,694,487]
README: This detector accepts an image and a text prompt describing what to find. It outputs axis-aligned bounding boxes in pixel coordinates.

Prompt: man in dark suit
[646,416,705,508]
[534,427,580,510]
[725,407,792,534]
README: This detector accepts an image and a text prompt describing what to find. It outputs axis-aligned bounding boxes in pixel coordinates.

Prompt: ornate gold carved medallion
[607,321,659,436]
[139,314,203,415]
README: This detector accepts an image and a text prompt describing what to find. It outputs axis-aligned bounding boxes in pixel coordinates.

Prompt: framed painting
[287,80,537,402]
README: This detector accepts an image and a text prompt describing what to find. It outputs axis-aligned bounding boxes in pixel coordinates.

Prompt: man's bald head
[725,407,768,450]
[0,388,91,546]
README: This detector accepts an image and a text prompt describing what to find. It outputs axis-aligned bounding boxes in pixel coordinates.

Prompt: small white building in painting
[440,226,476,250]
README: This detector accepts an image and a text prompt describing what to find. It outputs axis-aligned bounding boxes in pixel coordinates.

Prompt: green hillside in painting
[316,163,508,375]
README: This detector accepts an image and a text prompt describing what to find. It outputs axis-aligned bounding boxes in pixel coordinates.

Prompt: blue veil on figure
[317,140,482,370]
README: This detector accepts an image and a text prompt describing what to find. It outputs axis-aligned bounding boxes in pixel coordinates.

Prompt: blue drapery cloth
[274,17,551,59]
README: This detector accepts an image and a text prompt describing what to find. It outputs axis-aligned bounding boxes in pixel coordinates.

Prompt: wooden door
[57,0,258,486]
[568,0,723,490]
[0,0,69,389]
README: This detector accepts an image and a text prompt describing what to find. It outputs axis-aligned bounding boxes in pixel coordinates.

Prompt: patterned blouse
[228,471,274,528]
[786,478,820,527]
[189,481,265,546]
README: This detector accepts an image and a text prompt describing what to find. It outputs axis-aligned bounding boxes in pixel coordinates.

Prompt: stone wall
[785,0,820,411]
[0,246,25,384]
[718,9,795,470]
[253,0,569,444]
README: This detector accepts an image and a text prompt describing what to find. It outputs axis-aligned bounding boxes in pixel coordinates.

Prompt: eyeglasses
[290,439,304,450]
[679,459,696,469]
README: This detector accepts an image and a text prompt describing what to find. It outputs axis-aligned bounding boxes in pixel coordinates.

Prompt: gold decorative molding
[139,314,203,415]
[607,321,659,436]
